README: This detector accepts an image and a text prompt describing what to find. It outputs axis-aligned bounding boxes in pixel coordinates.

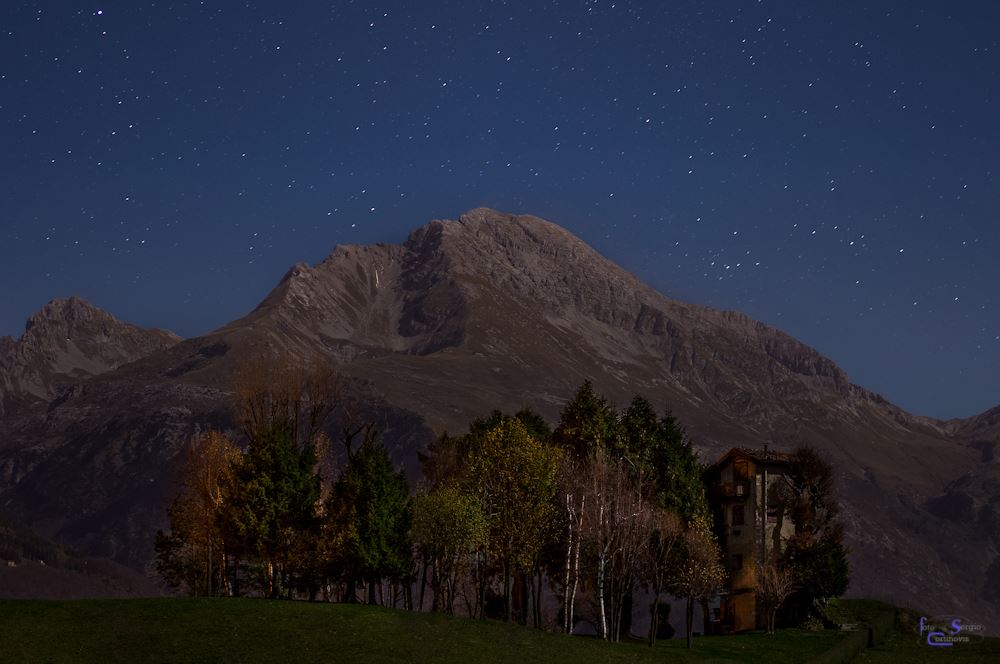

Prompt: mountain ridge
[0,296,180,418]
[0,208,996,628]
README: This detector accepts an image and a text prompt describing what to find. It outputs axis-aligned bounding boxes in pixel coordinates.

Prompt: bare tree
[232,352,339,447]
[581,449,654,642]
[559,457,587,634]
[755,558,797,634]
[642,507,683,646]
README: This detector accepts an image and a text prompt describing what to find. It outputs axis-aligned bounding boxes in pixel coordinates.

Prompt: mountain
[951,405,1000,448]
[0,511,159,599]
[0,209,995,628]
[0,297,180,418]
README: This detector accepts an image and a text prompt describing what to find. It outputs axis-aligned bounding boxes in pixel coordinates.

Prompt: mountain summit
[0,297,179,416]
[0,209,996,627]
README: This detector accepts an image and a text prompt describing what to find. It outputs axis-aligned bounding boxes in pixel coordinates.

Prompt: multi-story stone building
[706,447,796,633]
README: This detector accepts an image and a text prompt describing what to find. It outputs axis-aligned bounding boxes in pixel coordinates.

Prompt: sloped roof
[709,446,795,471]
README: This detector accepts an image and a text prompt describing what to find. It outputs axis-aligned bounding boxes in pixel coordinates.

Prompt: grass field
[855,605,1000,664]
[0,597,995,663]
[0,598,842,664]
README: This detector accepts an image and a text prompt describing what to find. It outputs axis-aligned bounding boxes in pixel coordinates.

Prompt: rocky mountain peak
[0,297,181,414]
[24,297,125,337]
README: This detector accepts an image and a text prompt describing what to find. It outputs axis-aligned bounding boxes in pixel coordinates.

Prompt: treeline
[155,358,847,646]
[155,357,411,605]
[415,384,725,646]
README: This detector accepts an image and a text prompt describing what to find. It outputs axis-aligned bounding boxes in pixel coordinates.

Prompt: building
[705,446,796,633]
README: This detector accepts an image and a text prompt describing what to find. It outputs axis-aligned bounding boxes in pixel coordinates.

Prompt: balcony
[716,480,751,498]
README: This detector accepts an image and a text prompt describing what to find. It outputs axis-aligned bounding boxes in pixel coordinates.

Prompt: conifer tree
[334,435,412,605]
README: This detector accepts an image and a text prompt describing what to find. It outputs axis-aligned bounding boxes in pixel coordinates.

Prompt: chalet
[705,446,796,633]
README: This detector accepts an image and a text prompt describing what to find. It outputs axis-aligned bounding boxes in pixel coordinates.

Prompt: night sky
[1,1,997,419]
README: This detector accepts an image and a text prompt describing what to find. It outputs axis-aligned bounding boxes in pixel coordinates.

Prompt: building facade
[706,447,796,633]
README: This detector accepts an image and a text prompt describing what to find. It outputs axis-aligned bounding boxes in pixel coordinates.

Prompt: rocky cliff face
[0,297,180,417]
[0,209,995,626]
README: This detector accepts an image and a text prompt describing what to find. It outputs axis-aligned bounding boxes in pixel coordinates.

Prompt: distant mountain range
[0,208,996,628]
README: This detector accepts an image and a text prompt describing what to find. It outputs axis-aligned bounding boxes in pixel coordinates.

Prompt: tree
[232,354,338,450]
[642,506,683,646]
[419,432,471,490]
[577,447,655,642]
[217,354,337,599]
[619,396,709,522]
[469,417,561,622]
[607,395,711,640]
[221,420,322,598]
[777,446,850,623]
[558,455,587,634]
[154,429,238,596]
[670,517,726,649]
[420,409,552,491]
[552,381,619,460]
[411,484,487,614]
[333,434,413,606]
[755,558,797,634]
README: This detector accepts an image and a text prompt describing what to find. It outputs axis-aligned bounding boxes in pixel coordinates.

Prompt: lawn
[0,598,845,664]
[855,605,1000,664]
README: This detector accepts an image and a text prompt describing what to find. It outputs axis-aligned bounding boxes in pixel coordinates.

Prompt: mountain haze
[0,209,996,628]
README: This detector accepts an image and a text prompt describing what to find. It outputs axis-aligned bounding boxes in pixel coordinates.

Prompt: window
[732,503,745,526]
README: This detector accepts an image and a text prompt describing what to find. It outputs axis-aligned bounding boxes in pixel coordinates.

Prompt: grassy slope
[0,598,841,664]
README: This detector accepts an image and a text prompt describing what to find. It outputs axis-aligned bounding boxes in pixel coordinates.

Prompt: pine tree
[222,421,321,598]
[552,381,619,460]
[334,435,412,605]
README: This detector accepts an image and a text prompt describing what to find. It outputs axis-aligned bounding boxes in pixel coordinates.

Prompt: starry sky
[1,1,997,419]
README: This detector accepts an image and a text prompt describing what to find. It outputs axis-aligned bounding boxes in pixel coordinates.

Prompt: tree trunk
[517,573,528,625]
[568,526,582,634]
[534,568,543,629]
[504,561,512,622]
[648,594,660,647]
[367,579,377,605]
[478,552,487,620]
[207,537,213,597]
[597,550,608,639]
[563,495,573,633]
[619,588,633,642]
[686,596,694,649]
[418,558,428,612]
[700,597,711,636]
